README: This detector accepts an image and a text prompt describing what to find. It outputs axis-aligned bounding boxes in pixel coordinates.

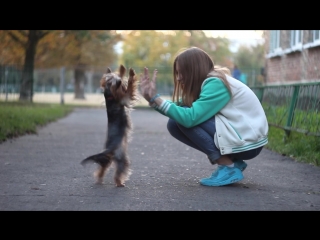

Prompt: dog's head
[100,65,139,108]
[100,65,129,102]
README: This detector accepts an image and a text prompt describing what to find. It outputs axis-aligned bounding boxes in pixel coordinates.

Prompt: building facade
[264,30,320,85]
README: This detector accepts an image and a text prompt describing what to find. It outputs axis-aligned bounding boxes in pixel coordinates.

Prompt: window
[269,30,280,53]
[304,30,320,49]
[290,30,302,49]
[313,30,320,42]
[267,30,282,58]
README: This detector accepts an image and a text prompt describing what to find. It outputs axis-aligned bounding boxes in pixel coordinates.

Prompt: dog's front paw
[129,68,135,77]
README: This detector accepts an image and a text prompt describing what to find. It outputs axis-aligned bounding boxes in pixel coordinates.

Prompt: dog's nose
[116,79,122,88]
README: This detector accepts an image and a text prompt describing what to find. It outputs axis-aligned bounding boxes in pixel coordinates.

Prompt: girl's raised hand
[139,67,158,102]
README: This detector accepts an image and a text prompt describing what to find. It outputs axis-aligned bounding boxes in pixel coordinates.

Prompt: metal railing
[251,82,320,137]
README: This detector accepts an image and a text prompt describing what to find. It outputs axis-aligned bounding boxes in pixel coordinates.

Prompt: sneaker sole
[200,172,244,187]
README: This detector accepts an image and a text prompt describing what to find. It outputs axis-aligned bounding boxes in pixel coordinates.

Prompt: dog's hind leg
[113,148,132,187]
[94,161,112,184]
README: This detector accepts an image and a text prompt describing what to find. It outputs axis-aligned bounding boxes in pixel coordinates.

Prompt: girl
[139,47,268,186]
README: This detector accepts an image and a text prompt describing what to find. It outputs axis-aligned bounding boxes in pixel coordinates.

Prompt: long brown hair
[172,47,231,107]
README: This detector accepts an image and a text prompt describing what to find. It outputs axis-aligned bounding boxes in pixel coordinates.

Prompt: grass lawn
[265,127,320,166]
[0,101,74,142]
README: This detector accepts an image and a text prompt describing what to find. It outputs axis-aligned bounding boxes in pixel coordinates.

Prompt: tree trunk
[74,64,86,99]
[19,31,39,101]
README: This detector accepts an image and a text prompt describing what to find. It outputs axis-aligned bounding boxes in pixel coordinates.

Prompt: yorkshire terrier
[81,64,139,187]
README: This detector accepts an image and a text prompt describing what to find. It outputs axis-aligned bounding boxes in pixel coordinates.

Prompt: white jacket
[212,75,268,154]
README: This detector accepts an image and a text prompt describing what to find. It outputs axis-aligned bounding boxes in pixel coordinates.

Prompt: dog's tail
[81,150,111,167]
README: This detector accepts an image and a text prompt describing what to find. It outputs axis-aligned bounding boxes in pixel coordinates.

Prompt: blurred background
[0,30,265,105]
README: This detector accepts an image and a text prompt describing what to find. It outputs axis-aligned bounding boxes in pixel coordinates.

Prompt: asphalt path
[0,107,319,211]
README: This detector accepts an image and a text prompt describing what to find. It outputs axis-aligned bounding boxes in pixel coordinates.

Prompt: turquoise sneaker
[234,160,247,172]
[200,165,244,186]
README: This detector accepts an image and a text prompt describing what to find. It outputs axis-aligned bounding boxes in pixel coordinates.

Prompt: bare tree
[6,30,50,101]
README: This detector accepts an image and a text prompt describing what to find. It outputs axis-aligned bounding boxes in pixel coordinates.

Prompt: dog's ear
[119,65,126,78]
[106,67,112,73]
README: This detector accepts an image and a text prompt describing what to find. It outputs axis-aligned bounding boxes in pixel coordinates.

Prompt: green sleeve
[164,77,230,128]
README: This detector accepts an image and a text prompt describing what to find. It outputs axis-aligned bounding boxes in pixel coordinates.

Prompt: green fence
[251,82,320,137]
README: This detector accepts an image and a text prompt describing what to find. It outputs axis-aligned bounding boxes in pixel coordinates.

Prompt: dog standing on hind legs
[81,64,139,187]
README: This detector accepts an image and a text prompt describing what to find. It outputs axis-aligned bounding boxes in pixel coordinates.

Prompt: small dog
[81,64,139,187]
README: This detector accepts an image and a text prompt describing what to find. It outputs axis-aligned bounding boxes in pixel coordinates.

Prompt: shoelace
[211,165,225,177]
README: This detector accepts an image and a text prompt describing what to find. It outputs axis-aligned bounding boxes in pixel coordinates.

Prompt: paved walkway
[0,107,319,210]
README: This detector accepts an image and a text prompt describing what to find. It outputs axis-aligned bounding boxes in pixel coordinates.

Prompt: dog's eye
[105,77,113,86]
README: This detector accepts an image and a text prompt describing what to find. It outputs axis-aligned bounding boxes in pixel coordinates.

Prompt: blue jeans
[167,116,263,164]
